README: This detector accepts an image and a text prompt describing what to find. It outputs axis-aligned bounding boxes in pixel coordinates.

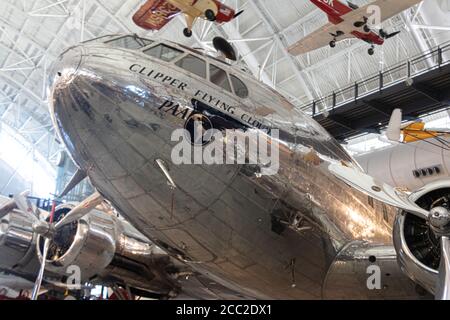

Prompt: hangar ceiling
[0,0,449,171]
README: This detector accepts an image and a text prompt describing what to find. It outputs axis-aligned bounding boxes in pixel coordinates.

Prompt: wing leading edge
[328,162,429,219]
[288,23,352,55]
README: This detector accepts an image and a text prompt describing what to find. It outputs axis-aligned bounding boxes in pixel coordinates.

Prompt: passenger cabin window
[106,36,152,49]
[230,74,249,98]
[175,55,207,79]
[144,44,183,62]
[210,64,231,92]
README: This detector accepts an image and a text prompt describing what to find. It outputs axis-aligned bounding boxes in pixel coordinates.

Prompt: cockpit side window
[230,74,249,98]
[209,64,231,92]
[144,44,183,62]
[106,36,152,49]
[175,55,207,79]
[139,38,154,47]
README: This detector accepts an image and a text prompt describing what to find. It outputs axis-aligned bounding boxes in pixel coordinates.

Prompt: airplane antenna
[213,37,237,61]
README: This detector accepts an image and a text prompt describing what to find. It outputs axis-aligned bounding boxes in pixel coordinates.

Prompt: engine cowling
[0,210,39,274]
[35,203,179,296]
[393,180,450,294]
[36,204,116,280]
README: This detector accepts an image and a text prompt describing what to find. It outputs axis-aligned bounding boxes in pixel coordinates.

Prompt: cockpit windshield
[106,35,153,49]
[105,35,250,100]
[230,74,249,98]
[82,35,116,44]
[210,64,231,92]
[176,55,207,79]
[144,44,183,62]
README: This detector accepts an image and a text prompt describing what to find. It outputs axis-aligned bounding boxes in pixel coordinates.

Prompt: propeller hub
[429,206,450,237]
[32,221,55,239]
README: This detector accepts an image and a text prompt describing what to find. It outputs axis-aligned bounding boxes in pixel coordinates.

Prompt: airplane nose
[47,46,84,154]
[47,46,84,87]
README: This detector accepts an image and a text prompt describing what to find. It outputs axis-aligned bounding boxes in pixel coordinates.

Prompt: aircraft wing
[288,23,353,55]
[132,0,181,31]
[288,0,422,55]
[328,162,429,219]
[364,0,423,22]
[333,0,422,29]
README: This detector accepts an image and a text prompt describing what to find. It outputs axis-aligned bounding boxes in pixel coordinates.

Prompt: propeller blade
[54,191,103,230]
[0,198,17,220]
[31,238,50,300]
[58,169,87,198]
[13,191,32,214]
[234,10,244,18]
[435,236,450,300]
[385,31,401,39]
[12,192,41,224]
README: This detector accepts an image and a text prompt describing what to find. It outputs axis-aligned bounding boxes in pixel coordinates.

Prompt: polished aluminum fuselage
[47,37,421,299]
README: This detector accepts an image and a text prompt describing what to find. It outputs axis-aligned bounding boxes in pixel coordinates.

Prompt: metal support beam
[412,83,442,103]
[364,100,395,117]
[245,0,314,102]
[328,114,355,131]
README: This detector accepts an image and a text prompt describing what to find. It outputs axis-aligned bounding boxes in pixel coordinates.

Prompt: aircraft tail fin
[386,109,444,143]
[386,109,403,142]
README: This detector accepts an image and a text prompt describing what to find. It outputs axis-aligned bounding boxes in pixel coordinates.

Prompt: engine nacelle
[36,204,178,296]
[36,204,117,280]
[356,138,450,192]
[0,195,179,297]
[393,180,450,294]
[0,210,39,274]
